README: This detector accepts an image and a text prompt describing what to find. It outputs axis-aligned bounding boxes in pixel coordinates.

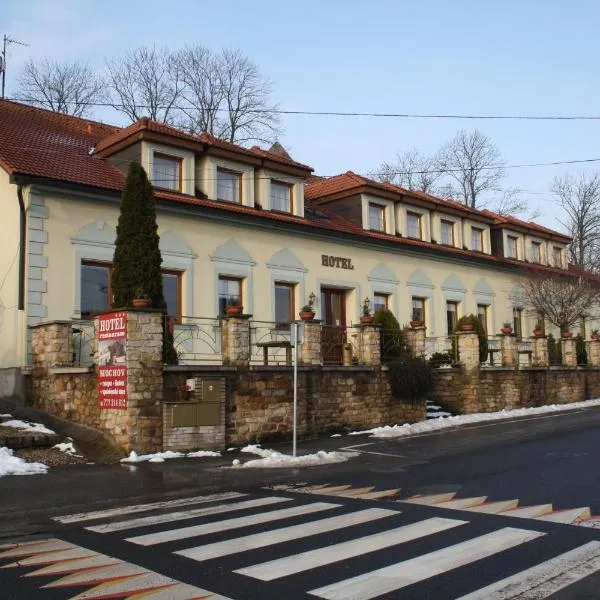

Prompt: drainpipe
[16,184,25,310]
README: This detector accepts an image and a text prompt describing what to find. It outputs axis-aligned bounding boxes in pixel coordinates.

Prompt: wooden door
[321,288,346,364]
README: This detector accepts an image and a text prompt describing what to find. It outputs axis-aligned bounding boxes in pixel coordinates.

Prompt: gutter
[16,183,25,310]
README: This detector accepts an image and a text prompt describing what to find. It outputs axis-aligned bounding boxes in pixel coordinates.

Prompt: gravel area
[14,447,90,467]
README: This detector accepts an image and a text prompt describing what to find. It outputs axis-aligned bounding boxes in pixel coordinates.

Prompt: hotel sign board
[97,311,128,410]
[321,254,355,270]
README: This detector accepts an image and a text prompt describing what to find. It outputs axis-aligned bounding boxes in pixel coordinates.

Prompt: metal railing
[484,335,502,366]
[71,320,95,367]
[425,335,457,366]
[249,321,292,366]
[321,325,361,365]
[167,316,223,365]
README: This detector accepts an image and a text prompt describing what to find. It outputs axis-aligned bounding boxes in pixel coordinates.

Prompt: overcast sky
[5,0,600,229]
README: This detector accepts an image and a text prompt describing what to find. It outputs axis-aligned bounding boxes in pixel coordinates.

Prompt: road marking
[176,507,398,563]
[434,496,488,510]
[318,486,375,496]
[86,496,292,533]
[403,492,457,505]
[465,500,519,513]
[235,516,466,581]
[501,505,553,518]
[456,540,600,599]
[53,491,245,524]
[308,527,545,600]
[536,507,591,523]
[340,442,405,457]
[126,501,340,546]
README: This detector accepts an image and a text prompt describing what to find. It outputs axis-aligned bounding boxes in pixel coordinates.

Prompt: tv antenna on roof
[2,34,29,100]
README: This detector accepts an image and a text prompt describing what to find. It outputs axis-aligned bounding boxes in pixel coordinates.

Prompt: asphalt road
[3,406,600,598]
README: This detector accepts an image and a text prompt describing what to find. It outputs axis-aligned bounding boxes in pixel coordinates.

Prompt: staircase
[426,400,454,420]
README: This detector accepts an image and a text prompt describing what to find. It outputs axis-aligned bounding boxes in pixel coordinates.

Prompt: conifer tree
[112,162,178,363]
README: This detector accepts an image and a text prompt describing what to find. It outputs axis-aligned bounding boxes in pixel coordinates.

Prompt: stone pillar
[500,333,516,368]
[30,321,73,367]
[359,325,381,367]
[222,315,250,367]
[300,320,322,366]
[125,311,164,453]
[405,326,426,358]
[562,337,577,366]
[457,331,480,374]
[532,335,549,367]
[588,340,600,366]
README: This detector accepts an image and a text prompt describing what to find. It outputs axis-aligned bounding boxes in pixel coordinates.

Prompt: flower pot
[225,305,243,316]
[410,320,424,329]
[500,327,513,335]
[360,315,374,325]
[460,323,474,332]
[299,311,315,321]
[592,334,600,341]
[132,297,152,309]
[561,331,573,338]
[533,329,545,337]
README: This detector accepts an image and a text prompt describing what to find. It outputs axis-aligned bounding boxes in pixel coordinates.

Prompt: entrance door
[321,288,346,364]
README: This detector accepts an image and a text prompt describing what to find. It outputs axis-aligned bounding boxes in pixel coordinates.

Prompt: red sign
[97,311,128,410]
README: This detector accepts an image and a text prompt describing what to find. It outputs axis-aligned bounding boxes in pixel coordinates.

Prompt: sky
[4,0,600,230]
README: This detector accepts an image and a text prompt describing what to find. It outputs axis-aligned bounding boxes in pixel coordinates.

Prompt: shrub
[387,357,434,400]
[576,334,588,365]
[455,314,488,363]
[373,309,409,363]
[547,333,562,365]
[429,351,453,368]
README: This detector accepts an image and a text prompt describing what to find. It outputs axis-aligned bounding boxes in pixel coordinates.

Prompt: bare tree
[516,269,600,333]
[552,172,600,273]
[14,58,104,117]
[105,46,182,123]
[374,149,442,194]
[436,129,505,208]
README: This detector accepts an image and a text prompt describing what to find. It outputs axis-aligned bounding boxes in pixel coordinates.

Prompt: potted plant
[410,318,424,328]
[132,289,152,309]
[225,297,243,316]
[459,322,474,332]
[299,304,315,320]
[533,327,545,337]
[591,329,600,340]
[561,330,573,338]
[360,297,374,325]
[500,322,513,335]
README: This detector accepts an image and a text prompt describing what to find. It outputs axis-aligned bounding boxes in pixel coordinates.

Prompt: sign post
[97,311,128,410]
[291,321,302,457]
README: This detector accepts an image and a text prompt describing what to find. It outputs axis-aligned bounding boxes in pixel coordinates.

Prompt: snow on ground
[53,441,78,455]
[120,449,221,463]
[236,444,355,468]
[1,419,55,435]
[187,450,221,458]
[349,398,600,439]
[0,447,48,476]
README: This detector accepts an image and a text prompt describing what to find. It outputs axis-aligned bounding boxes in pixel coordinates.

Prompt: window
[446,301,458,335]
[531,241,542,263]
[412,297,425,324]
[441,220,454,245]
[477,304,488,334]
[369,203,385,232]
[80,261,182,320]
[553,246,563,267]
[507,236,518,259]
[406,212,422,239]
[218,276,242,315]
[513,308,523,340]
[274,282,294,325]
[152,154,181,191]
[373,293,389,313]
[471,227,484,251]
[217,169,241,203]
[271,181,292,213]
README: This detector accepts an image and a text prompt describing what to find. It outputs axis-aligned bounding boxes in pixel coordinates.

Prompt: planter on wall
[360,315,374,325]
[533,329,545,337]
[225,305,243,316]
[460,323,474,332]
[500,327,513,335]
[410,320,424,329]
[132,297,152,309]
[299,311,315,321]
[561,331,573,338]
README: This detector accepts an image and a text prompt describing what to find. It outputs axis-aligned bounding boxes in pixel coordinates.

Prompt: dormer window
[217,168,241,203]
[369,203,385,232]
[507,235,518,259]
[271,181,292,213]
[152,154,181,191]
[471,227,484,251]
[406,212,422,239]
[441,220,454,245]
[531,241,542,263]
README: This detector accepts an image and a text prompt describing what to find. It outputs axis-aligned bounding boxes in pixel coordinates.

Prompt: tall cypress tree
[112,162,177,363]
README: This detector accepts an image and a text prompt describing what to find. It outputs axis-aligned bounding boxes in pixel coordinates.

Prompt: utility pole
[1,34,29,99]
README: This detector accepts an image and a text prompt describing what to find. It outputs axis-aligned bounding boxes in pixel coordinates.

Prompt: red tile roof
[482,209,571,241]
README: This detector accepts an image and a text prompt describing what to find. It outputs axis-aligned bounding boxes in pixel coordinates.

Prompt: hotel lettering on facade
[0,99,586,380]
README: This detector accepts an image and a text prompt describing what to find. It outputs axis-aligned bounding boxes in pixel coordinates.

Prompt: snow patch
[1,419,55,435]
[0,447,48,477]
[53,441,77,455]
[237,444,355,468]
[120,450,185,463]
[187,450,220,458]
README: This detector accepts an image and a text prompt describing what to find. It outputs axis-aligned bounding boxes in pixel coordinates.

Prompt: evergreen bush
[547,333,562,365]
[387,357,435,400]
[372,309,409,363]
[576,334,588,365]
[429,351,453,368]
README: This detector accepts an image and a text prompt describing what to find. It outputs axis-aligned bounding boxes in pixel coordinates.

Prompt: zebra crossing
[4,490,600,598]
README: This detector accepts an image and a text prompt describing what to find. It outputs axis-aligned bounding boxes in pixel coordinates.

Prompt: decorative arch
[210,239,255,266]
[368,263,398,284]
[473,278,494,297]
[267,248,306,272]
[442,273,466,293]
[72,221,116,246]
[159,230,195,258]
[407,268,434,289]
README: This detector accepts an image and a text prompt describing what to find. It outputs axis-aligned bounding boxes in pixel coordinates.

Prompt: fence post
[222,315,251,367]
[532,335,549,367]
[300,320,322,366]
[588,339,600,367]
[405,325,426,358]
[562,337,577,367]
[457,331,480,373]
[500,333,516,368]
[359,325,381,367]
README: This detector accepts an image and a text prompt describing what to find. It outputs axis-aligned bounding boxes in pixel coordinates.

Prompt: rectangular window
[513,308,523,340]
[271,181,292,213]
[152,154,181,191]
[81,262,111,318]
[412,297,425,324]
[217,169,241,203]
[477,304,488,334]
[162,271,181,321]
[531,241,542,263]
[441,220,454,245]
[218,276,242,315]
[274,282,294,325]
[471,227,484,251]
[553,246,563,267]
[369,203,386,232]
[373,293,389,313]
[446,301,458,335]
[406,212,422,239]
[507,236,518,259]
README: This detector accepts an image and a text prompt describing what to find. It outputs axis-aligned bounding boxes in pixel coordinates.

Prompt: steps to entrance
[0,414,60,450]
